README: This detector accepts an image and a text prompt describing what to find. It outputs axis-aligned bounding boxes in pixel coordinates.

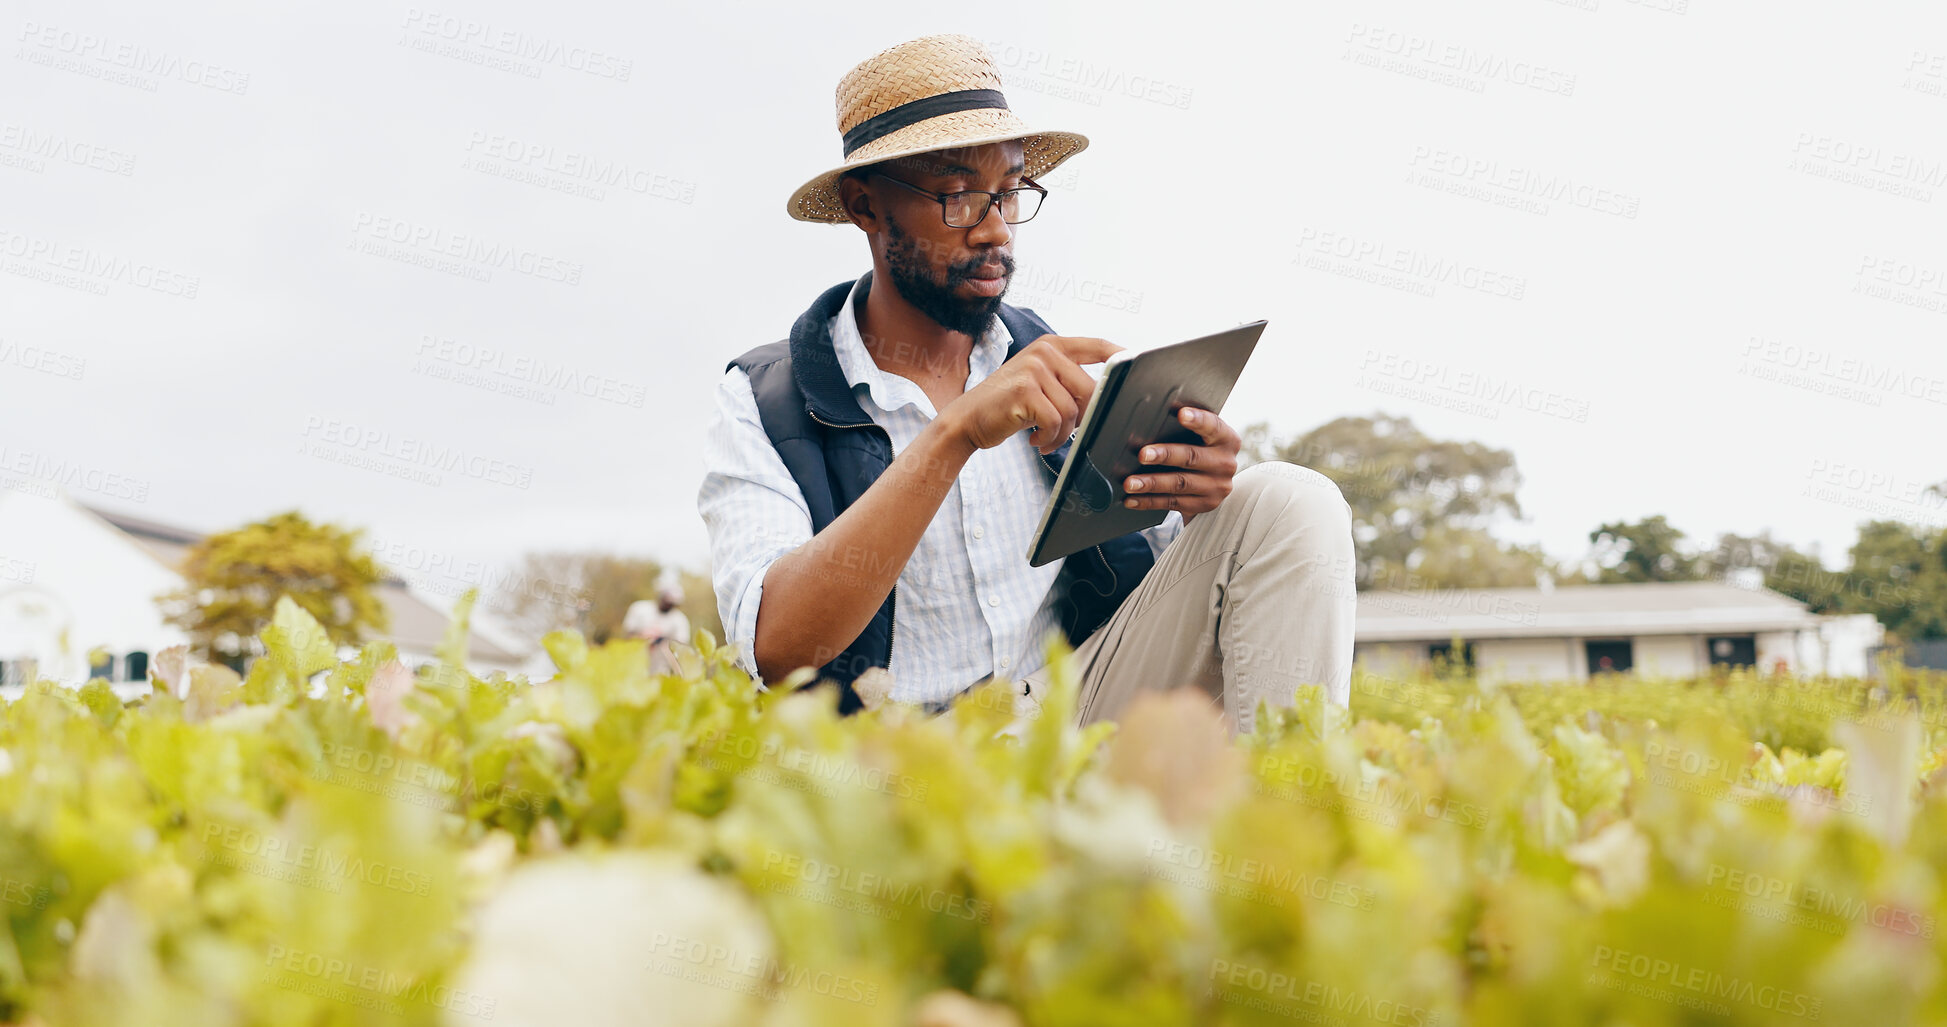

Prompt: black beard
[881,212,1013,339]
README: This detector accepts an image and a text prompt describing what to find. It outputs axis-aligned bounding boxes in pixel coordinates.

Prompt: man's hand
[945,335,1122,454]
[1122,407,1241,524]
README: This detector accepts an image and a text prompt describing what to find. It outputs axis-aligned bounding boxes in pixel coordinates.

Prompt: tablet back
[1027,320,1266,567]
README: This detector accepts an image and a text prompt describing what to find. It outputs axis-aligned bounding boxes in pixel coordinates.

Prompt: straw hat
[787,34,1089,223]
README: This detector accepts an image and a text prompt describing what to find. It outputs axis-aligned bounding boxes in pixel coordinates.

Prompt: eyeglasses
[869,173,1048,228]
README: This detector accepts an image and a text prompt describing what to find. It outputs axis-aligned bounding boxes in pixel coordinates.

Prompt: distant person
[697,34,1356,731]
[622,585,690,674]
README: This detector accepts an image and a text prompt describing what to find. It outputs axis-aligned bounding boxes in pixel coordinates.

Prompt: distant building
[1354,580,1885,683]
[0,488,531,695]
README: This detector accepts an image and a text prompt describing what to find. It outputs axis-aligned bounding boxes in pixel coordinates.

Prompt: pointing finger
[1050,335,1123,365]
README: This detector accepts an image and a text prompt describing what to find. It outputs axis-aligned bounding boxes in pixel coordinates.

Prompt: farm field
[3,598,1945,1026]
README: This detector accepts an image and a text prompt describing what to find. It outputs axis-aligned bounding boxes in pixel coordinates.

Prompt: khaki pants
[1019,460,1358,735]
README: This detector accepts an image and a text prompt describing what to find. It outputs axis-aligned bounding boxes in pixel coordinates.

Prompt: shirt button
[972,526,985,540]
[987,595,1000,608]
[998,658,1010,670]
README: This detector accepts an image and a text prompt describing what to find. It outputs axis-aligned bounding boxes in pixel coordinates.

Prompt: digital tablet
[1026,320,1266,567]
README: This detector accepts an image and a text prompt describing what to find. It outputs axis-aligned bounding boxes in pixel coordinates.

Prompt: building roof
[79,501,524,664]
[1355,580,1826,643]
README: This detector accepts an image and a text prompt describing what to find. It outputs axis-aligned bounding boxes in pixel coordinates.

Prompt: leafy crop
[3,596,1946,1026]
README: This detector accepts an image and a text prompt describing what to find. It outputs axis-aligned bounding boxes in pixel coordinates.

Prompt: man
[699,34,1356,732]
[622,585,690,674]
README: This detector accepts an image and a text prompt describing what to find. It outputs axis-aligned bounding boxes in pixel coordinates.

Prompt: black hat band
[841,88,1010,156]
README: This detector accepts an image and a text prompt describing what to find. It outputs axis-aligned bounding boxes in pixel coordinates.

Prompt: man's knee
[1231,461,1353,537]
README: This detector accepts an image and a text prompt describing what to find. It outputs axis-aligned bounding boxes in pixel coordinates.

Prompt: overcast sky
[5,0,1944,632]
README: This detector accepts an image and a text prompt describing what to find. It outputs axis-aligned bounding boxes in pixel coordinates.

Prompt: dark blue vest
[727,276,1156,714]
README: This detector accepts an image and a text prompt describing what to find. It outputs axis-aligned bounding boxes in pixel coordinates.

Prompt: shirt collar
[829,270,1012,415]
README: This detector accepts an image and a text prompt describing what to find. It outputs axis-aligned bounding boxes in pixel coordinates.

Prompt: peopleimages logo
[704,733,930,801]
[1145,838,1375,910]
[413,334,648,407]
[0,123,136,176]
[1254,751,1490,829]
[646,932,879,1007]
[981,40,1194,110]
[760,850,992,923]
[399,9,632,81]
[1356,349,1590,422]
[1588,945,1822,1020]
[0,339,86,380]
[364,536,590,612]
[0,228,201,298]
[1740,336,1947,407]
[1406,145,1640,219]
[1705,863,1936,938]
[1791,134,1947,185]
[14,20,251,94]
[1294,227,1527,300]
[0,445,150,502]
[1,877,50,910]
[202,823,433,897]
[1208,959,1441,1027]
[298,415,536,490]
[462,132,693,202]
[347,211,583,285]
[1343,23,1576,96]
[263,944,496,1020]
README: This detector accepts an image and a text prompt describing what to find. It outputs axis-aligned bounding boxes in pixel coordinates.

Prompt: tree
[1587,515,1700,583]
[497,552,722,646]
[1700,531,1845,612]
[1407,525,1555,589]
[156,511,388,666]
[1242,413,1535,590]
[1842,520,1947,641]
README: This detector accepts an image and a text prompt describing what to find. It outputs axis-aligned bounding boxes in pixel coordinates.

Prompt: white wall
[0,491,190,683]
[1350,624,1888,685]
[1353,642,1428,680]
[1756,631,1801,674]
[1474,639,1576,685]
[1817,615,1885,678]
[1634,635,1700,678]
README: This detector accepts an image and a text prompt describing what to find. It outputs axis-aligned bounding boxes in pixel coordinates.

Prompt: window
[124,651,149,682]
[1428,641,1474,670]
[1706,635,1756,668]
[1586,640,1634,675]
[88,655,114,680]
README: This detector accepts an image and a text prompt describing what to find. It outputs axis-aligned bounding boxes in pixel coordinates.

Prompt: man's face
[858,141,1024,339]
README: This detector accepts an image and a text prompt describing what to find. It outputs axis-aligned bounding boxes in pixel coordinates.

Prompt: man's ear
[838,174,878,232]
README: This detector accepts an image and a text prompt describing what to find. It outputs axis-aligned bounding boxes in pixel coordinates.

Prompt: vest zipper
[805,408,874,431]
[1075,543,1118,724]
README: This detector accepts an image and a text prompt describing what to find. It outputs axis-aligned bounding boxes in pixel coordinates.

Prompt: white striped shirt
[697,272,1181,704]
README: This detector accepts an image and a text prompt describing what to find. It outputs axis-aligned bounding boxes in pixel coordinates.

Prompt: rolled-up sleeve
[697,367,814,678]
